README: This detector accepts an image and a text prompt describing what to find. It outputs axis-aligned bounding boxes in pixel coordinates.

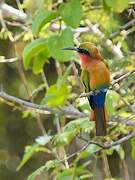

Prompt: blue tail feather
[88,91,106,109]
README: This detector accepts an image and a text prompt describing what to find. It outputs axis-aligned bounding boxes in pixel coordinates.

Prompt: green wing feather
[81,69,90,93]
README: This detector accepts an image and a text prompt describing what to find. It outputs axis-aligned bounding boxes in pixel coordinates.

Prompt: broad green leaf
[35,135,52,146]
[32,51,49,74]
[42,64,72,107]
[86,144,101,154]
[44,160,60,171]
[131,137,135,160]
[57,169,73,180]
[42,84,69,107]
[64,117,94,133]
[53,131,76,147]
[76,150,91,162]
[106,90,120,116]
[47,28,75,62]
[23,38,49,69]
[59,0,83,28]
[17,143,39,171]
[57,166,89,180]
[32,10,57,35]
[17,143,49,171]
[104,0,131,12]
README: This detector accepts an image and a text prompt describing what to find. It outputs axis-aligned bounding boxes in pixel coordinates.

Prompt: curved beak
[62,47,79,52]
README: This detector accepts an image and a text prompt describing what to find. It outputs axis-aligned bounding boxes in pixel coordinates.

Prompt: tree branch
[112,68,135,86]
[0,89,86,118]
[62,131,135,162]
[0,2,27,22]
[0,57,18,63]
[110,19,135,39]
[79,68,135,98]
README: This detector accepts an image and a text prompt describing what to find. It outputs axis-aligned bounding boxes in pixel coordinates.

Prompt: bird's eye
[78,48,90,55]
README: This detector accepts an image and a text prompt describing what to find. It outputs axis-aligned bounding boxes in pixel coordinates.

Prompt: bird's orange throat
[79,54,90,64]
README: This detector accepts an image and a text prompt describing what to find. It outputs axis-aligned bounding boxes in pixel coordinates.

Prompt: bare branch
[105,131,135,148]
[0,90,54,114]
[62,131,135,162]
[112,68,135,86]
[0,2,27,22]
[110,19,135,39]
[0,57,18,63]
[0,90,86,118]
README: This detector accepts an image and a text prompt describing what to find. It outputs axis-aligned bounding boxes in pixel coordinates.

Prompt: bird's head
[63,42,103,63]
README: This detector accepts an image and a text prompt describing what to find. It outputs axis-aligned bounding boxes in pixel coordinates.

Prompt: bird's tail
[91,107,107,136]
[88,90,107,136]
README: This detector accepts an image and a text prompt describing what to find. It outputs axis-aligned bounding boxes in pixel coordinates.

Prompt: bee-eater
[63,42,110,136]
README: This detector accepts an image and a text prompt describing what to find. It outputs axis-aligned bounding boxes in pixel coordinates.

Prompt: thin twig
[112,68,135,86]
[0,57,18,63]
[61,131,135,162]
[110,19,135,39]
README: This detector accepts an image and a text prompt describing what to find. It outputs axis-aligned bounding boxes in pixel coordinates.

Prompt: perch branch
[0,2,27,22]
[79,68,135,98]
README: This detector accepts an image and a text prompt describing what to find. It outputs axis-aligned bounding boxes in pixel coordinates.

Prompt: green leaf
[17,143,39,171]
[104,0,131,12]
[64,117,94,133]
[27,164,46,180]
[58,64,73,85]
[32,10,57,35]
[59,0,83,28]
[17,143,50,171]
[42,64,72,107]
[32,51,49,74]
[131,137,135,160]
[76,150,91,162]
[57,166,90,180]
[105,90,120,116]
[86,144,101,154]
[47,28,75,62]
[53,131,76,147]
[35,135,52,146]
[106,145,125,160]
[27,160,60,180]
[35,135,53,146]
[42,83,69,107]
[23,38,49,69]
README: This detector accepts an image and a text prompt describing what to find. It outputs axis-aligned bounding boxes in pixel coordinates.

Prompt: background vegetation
[0,0,135,179]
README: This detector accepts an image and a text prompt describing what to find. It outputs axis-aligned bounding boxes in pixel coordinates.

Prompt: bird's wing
[81,69,90,93]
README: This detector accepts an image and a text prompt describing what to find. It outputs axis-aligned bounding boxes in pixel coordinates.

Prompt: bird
[63,42,110,136]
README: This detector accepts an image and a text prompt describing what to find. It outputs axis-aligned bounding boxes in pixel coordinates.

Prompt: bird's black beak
[62,47,79,52]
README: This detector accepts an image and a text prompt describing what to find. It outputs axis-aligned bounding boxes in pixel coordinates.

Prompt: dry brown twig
[61,130,135,162]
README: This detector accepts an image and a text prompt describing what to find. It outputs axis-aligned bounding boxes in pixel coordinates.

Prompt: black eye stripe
[78,48,90,55]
